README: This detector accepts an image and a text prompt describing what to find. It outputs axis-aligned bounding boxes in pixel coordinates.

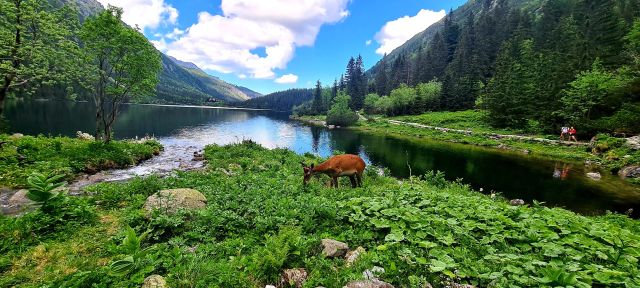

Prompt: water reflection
[4,100,640,217]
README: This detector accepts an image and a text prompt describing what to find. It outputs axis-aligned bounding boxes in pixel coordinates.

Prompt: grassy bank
[0,134,162,188]
[2,142,638,287]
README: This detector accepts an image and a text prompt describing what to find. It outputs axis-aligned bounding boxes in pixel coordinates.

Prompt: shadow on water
[4,100,640,217]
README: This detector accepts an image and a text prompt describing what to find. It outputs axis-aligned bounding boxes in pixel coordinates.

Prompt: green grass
[0,134,162,188]
[1,142,638,287]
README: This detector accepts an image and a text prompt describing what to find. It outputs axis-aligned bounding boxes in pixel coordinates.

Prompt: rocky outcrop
[143,188,207,217]
[320,239,349,258]
[343,280,394,288]
[620,166,640,179]
[141,275,166,288]
[279,268,308,288]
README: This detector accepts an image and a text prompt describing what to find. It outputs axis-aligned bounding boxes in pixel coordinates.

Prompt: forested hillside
[238,89,313,111]
[5,0,259,105]
[363,0,640,134]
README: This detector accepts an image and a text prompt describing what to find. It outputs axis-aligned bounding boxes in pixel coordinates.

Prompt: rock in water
[143,188,207,218]
[343,280,394,288]
[141,275,166,288]
[320,239,349,258]
[509,199,525,206]
[279,268,308,288]
[586,172,602,180]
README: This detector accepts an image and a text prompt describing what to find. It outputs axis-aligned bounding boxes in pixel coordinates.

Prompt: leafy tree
[561,59,627,124]
[364,93,381,114]
[326,92,359,126]
[0,0,85,115]
[80,6,161,142]
[415,81,443,112]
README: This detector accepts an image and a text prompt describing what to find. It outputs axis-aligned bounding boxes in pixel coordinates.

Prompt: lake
[4,99,640,217]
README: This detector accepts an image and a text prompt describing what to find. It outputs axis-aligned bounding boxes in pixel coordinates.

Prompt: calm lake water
[4,99,640,217]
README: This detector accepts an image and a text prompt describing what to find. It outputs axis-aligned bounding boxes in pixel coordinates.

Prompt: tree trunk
[0,78,9,116]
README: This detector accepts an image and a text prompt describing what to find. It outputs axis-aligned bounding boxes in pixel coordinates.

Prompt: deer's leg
[356,173,362,187]
[332,176,339,188]
[349,175,357,188]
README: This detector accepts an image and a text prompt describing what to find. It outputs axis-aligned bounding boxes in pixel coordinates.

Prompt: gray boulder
[143,188,207,217]
[509,199,525,206]
[343,280,394,288]
[141,275,166,288]
[279,268,308,288]
[586,172,602,180]
[620,166,640,179]
[320,239,349,258]
[626,136,640,150]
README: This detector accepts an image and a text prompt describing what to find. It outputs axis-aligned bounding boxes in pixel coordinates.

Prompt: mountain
[367,0,537,77]
[55,0,261,104]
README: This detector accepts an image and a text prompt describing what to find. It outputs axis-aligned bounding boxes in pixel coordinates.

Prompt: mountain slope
[56,0,261,104]
[367,0,537,76]
[238,88,313,111]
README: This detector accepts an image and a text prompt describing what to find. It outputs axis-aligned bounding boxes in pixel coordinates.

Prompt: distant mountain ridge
[55,0,261,104]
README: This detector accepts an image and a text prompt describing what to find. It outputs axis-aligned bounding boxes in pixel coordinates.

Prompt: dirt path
[387,120,589,147]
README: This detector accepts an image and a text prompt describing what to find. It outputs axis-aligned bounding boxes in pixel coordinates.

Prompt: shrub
[326,93,359,127]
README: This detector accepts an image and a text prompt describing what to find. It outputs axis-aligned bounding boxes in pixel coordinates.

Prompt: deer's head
[301,162,315,186]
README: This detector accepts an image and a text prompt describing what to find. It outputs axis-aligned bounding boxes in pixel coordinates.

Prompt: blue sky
[97,0,467,94]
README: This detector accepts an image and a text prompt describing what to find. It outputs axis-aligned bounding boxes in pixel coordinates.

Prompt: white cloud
[96,0,178,31]
[365,39,372,46]
[163,0,350,79]
[275,74,298,84]
[150,38,168,52]
[374,9,445,55]
[165,28,185,40]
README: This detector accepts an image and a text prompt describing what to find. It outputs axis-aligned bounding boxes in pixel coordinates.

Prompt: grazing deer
[302,154,366,188]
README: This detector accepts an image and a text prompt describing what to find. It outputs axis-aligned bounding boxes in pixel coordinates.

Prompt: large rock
[143,188,207,217]
[626,136,640,150]
[1,188,34,216]
[141,275,166,288]
[586,172,602,180]
[279,268,308,288]
[620,166,640,179]
[343,280,394,288]
[509,199,525,206]
[320,239,349,258]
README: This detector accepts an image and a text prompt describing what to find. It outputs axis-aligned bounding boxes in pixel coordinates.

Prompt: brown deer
[301,154,366,188]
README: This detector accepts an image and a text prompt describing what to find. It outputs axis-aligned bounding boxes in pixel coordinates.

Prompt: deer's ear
[311,163,315,169]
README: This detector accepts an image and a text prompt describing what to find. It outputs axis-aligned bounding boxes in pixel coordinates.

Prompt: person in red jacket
[569,127,577,142]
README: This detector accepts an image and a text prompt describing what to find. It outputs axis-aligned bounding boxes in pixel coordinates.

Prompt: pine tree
[375,54,389,96]
[444,10,460,63]
[331,79,338,102]
[313,80,323,113]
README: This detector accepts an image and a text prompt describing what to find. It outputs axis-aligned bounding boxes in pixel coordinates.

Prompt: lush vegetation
[326,92,359,127]
[0,134,161,188]
[1,142,638,287]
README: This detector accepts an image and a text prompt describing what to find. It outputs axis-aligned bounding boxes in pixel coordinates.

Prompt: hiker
[560,126,569,141]
[569,127,577,142]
